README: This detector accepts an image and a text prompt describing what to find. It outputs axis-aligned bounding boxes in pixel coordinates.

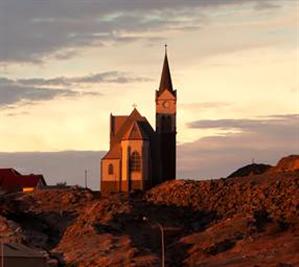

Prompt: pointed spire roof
[159,45,173,92]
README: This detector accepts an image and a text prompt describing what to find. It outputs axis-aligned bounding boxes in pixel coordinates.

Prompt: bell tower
[155,46,177,183]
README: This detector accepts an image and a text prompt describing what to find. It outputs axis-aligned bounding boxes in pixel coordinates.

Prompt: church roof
[122,121,149,140]
[102,144,121,160]
[113,108,146,141]
[112,115,128,134]
[159,52,173,93]
[103,108,155,160]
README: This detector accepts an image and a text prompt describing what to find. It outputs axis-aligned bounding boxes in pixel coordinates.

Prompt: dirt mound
[269,155,299,173]
[0,161,298,266]
[227,163,272,178]
[177,213,299,267]
[146,173,299,221]
[145,173,299,266]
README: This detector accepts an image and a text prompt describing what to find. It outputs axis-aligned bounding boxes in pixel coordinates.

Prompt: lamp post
[143,216,165,267]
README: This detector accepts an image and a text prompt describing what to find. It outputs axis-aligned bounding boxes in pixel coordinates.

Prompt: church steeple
[159,45,173,92]
[155,45,177,183]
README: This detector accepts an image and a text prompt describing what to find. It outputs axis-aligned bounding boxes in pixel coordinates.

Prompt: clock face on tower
[162,101,169,108]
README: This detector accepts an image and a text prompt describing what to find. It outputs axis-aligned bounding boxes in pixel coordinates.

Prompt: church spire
[159,44,173,92]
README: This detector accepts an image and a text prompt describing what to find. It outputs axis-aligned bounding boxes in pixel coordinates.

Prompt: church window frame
[108,163,114,175]
[130,151,141,172]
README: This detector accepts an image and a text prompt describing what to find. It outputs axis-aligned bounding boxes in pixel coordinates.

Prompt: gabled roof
[156,88,176,100]
[0,168,46,192]
[111,115,128,135]
[20,175,47,188]
[122,121,149,140]
[0,169,22,192]
[113,108,145,142]
[102,108,155,161]
[0,168,21,177]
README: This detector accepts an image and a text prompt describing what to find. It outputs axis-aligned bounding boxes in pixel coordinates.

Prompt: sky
[0,0,298,189]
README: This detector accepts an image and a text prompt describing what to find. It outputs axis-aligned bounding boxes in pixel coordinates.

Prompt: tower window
[161,115,172,132]
[108,163,114,175]
[166,116,171,129]
[130,151,141,172]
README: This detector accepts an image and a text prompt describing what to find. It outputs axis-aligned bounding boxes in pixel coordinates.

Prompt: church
[100,49,177,193]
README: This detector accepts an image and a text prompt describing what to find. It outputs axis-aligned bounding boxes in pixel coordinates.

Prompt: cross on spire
[132,103,137,109]
[164,44,168,54]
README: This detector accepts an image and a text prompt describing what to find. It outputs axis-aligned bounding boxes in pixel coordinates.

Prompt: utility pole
[84,169,88,189]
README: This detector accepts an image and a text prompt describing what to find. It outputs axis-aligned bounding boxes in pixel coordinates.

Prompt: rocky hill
[0,156,298,267]
[227,163,272,178]
[268,155,299,173]
[227,155,299,178]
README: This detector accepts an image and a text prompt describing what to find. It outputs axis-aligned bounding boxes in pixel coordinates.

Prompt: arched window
[108,163,114,175]
[130,151,141,172]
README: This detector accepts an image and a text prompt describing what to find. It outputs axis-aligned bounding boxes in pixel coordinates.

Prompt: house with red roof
[0,168,46,193]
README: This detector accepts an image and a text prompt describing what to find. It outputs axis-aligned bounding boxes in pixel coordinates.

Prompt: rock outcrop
[269,155,299,173]
[227,163,272,178]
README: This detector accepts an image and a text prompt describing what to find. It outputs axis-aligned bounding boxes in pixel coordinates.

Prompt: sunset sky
[0,0,298,188]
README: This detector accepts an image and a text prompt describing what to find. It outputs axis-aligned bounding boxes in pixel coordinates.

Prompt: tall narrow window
[166,116,171,130]
[161,116,166,132]
[108,163,114,175]
[130,151,141,172]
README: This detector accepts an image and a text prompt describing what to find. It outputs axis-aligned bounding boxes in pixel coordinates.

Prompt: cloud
[187,114,298,137]
[0,71,151,108]
[70,72,152,84]
[0,84,77,107]
[0,79,96,109]
[179,114,299,178]
[0,0,279,63]
[0,114,296,188]
[12,72,151,87]
[5,111,29,117]
[254,1,281,10]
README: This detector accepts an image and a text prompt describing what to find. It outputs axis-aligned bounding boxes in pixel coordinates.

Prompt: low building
[0,168,46,193]
[0,243,47,267]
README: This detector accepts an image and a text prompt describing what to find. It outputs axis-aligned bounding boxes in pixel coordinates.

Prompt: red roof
[0,168,46,193]
[113,115,129,134]
[103,108,155,160]
[122,121,149,140]
[102,144,121,160]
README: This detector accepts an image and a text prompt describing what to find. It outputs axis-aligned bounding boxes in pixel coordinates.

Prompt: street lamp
[142,216,165,267]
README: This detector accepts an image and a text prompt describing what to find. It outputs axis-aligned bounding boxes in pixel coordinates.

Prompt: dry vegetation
[0,156,298,267]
